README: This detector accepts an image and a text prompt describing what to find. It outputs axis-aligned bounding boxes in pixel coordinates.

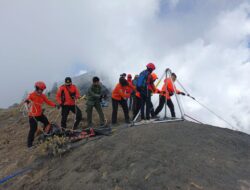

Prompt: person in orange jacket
[111,77,131,124]
[56,77,82,129]
[25,81,57,148]
[154,73,185,118]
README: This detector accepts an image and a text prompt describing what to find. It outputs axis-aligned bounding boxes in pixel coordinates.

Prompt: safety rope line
[177,80,236,130]
[184,114,203,124]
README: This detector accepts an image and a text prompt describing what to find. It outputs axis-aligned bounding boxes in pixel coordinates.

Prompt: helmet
[151,73,158,81]
[65,77,72,85]
[35,81,46,90]
[146,63,156,70]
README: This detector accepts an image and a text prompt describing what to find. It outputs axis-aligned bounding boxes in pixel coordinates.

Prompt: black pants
[133,96,141,120]
[154,95,175,117]
[140,90,152,120]
[61,105,82,129]
[28,114,49,147]
[133,96,155,120]
[112,98,130,124]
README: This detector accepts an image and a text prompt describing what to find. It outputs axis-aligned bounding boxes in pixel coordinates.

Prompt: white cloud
[0,0,249,133]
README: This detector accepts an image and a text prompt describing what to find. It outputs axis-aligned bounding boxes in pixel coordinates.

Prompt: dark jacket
[86,84,102,106]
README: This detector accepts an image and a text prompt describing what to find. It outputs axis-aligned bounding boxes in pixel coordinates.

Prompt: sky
[0,0,250,133]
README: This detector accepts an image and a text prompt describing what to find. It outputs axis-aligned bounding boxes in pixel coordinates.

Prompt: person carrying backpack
[24,81,58,148]
[111,77,130,124]
[136,63,157,121]
[133,72,160,120]
[154,73,185,118]
[86,77,105,128]
[56,77,82,129]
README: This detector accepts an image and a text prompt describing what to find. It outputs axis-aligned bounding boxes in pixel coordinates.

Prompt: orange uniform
[147,74,157,92]
[161,78,181,99]
[56,85,80,106]
[112,83,130,101]
[125,79,136,95]
[26,91,56,117]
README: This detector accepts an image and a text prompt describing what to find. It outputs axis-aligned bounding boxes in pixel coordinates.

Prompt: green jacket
[86,84,102,105]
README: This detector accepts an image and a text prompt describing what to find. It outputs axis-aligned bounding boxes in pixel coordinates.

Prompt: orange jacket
[147,74,157,92]
[56,84,80,106]
[126,79,136,95]
[112,83,130,101]
[161,78,181,99]
[26,91,56,117]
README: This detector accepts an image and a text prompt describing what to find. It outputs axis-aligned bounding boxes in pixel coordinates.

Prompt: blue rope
[0,167,32,185]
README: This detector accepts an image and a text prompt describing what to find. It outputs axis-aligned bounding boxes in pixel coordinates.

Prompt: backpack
[136,70,150,91]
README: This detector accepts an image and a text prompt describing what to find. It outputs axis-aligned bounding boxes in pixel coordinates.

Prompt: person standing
[133,72,160,120]
[111,77,130,124]
[126,74,136,111]
[136,63,157,121]
[56,77,82,129]
[25,81,57,147]
[154,73,185,118]
[86,77,105,128]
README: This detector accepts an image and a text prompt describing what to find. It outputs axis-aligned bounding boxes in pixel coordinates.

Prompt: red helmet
[146,63,156,70]
[127,74,132,79]
[35,81,46,90]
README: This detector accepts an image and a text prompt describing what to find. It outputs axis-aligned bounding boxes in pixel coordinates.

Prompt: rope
[184,114,203,124]
[177,80,236,130]
[0,167,31,185]
[193,98,236,130]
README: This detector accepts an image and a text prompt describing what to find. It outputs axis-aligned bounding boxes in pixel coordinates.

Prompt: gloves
[180,92,186,96]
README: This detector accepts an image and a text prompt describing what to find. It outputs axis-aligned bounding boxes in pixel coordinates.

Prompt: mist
[0,0,249,133]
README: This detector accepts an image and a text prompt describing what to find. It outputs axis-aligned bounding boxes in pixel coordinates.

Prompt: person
[154,73,185,118]
[111,77,130,124]
[86,77,105,128]
[136,63,157,121]
[126,74,136,111]
[133,72,160,120]
[56,77,82,129]
[132,75,139,86]
[132,75,139,115]
[25,81,57,148]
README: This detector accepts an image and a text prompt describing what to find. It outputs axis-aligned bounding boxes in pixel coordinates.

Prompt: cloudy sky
[0,0,250,133]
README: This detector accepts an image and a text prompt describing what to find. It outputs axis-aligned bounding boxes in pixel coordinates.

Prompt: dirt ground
[0,102,250,190]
